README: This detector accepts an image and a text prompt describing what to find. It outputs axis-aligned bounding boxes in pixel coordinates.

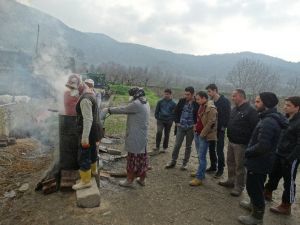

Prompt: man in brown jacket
[190,91,218,186]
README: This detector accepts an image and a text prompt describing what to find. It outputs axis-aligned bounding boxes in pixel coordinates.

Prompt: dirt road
[0,117,299,225]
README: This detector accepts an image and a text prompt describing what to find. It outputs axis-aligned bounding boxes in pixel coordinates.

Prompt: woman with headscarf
[103,87,150,187]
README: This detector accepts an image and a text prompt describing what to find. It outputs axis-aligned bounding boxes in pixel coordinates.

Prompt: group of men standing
[153,84,300,225]
[64,73,299,225]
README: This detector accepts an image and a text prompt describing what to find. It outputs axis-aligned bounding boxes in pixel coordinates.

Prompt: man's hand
[100,108,109,121]
[81,138,90,149]
[102,108,109,114]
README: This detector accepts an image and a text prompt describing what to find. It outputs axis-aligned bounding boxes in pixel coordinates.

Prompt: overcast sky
[18,0,300,62]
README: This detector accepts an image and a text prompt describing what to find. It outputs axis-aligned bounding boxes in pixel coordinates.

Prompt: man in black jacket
[264,96,300,215]
[219,89,258,197]
[238,92,288,225]
[165,86,199,170]
[206,84,231,177]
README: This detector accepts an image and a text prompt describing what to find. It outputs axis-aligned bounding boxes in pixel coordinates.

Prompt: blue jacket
[154,98,176,122]
[245,108,288,174]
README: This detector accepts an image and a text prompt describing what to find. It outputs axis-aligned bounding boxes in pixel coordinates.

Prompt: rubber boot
[72,169,92,190]
[91,162,97,176]
[238,206,264,225]
[270,202,291,215]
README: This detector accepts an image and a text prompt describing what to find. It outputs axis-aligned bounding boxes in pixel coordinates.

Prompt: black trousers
[78,143,97,171]
[155,120,173,149]
[265,156,299,204]
[246,171,267,209]
[208,130,225,171]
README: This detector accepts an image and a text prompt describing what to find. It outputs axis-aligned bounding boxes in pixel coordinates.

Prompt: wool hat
[259,92,279,108]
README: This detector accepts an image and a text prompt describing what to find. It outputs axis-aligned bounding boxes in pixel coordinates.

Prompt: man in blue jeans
[189,91,217,186]
[165,86,199,170]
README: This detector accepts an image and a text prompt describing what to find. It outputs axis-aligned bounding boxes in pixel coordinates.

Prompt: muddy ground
[0,116,299,225]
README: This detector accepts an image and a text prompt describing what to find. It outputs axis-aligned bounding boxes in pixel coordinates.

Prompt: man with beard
[238,92,288,225]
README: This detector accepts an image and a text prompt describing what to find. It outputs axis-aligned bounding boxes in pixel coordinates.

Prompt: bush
[110,84,159,108]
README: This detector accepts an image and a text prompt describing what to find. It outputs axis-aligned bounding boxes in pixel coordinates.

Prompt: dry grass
[0,139,51,196]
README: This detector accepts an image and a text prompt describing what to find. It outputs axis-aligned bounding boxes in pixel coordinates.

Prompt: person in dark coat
[219,89,258,197]
[238,92,288,225]
[206,84,231,177]
[264,96,300,215]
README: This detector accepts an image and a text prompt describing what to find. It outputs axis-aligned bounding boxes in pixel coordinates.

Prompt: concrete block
[0,141,8,147]
[8,137,16,145]
[76,178,100,208]
[107,148,121,155]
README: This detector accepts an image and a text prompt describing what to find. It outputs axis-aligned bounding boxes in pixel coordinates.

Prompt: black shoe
[165,161,176,169]
[214,170,223,178]
[180,164,188,171]
[206,167,217,173]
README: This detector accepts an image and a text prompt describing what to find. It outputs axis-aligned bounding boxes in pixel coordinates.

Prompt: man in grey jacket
[103,87,150,187]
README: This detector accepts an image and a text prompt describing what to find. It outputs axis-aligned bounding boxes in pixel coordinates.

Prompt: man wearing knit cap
[238,92,288,225]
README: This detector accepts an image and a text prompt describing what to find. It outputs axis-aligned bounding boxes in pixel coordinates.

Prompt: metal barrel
[59,115,79,170]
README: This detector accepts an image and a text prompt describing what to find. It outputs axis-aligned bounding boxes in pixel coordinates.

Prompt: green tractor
[81,72,111,101]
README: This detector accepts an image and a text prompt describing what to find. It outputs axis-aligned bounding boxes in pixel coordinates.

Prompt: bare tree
[286,76,300,96]
[227,58,280,101]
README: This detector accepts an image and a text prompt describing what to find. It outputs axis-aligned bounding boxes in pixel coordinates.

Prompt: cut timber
[60,170,79,192]
[106,148,121,155]
[109,170,127,178]
[112,154,127,161]
[98,145,108,153]
[99,171,111,178]
[61,170,79,180]
[0,141,8,147]
[42,178,57,195]
[76,178,100,208]
[8,137,16,145]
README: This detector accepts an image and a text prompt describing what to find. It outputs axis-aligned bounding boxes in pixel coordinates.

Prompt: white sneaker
[119,179,133,187]
[72,181,92,190]
[136,177,145,186]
